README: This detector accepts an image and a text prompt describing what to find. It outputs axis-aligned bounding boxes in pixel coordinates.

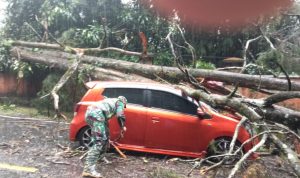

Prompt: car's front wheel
[77,126,93,148]
[206,137,243,164]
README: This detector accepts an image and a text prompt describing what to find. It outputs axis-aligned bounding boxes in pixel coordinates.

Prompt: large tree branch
[176,85,300,128]
[264,92,300,106]
[228,35,262,97]
[166,31,208,92]
[11,41,145,57]
[9,47,154,83]
[51,55,80,118]
[176,85,262,121]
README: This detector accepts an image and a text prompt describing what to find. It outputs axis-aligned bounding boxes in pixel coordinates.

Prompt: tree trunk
[10,47,300,91]
[9,47,153,83]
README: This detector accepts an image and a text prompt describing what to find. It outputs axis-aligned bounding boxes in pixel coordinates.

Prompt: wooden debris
[110,142,127,159]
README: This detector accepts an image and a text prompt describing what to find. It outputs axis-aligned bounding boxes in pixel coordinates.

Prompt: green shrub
[195,60,216,69]
[257,50,283,72]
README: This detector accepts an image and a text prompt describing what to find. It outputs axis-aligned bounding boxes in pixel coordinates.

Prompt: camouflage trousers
[84,110,109,171]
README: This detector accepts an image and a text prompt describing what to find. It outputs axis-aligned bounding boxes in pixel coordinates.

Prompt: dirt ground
[0,115,298,178]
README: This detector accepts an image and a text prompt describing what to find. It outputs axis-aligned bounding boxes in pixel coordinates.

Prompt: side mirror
[197,108,212,119]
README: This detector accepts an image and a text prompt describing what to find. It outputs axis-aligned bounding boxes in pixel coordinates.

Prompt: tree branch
[11,40,146,57]
[51,54,81,118]
[270,134,300,176]
[264,92,300,106]
[228,133,268,178]
[243,36,262,66]
[24,22,43,41]
[166,32,208,92]
[176,24,197,67]
[275,61,292,91]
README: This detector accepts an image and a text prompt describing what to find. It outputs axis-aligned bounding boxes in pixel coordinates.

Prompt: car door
[145,89,204,153]
[102,88,148,147]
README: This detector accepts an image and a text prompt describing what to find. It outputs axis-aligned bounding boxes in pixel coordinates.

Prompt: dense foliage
[1,0,300,71]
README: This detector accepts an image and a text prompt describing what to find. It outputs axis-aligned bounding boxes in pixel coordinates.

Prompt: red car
[69,81,254,159]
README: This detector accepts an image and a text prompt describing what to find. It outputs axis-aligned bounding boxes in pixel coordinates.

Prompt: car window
[103,88,145,106]
[149,90,197,115]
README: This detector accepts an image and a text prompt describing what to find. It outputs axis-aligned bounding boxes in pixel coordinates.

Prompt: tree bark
[10,47,300,91]
[11,41,145,57]
[51,55,80,115]
[9,47,153,83]
[176,85,300,128]
[263,105,300,130]
[263,91,300,106]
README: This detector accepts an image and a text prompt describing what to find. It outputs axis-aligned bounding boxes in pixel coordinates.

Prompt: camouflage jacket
[86,98,126,128]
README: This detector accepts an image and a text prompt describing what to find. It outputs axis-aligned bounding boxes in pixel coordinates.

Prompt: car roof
[86,81,183,96]
[86,81,199,106]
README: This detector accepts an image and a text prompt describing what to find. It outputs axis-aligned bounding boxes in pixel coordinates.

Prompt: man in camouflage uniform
[82,96,127,178]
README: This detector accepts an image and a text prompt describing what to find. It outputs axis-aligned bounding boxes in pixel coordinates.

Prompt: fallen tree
[9,46,300,128]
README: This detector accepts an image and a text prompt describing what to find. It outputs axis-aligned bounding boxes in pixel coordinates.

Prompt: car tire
[77,126,93,148]
[206,137,243,164]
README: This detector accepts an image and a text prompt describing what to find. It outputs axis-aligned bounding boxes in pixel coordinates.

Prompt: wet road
[0,115,82,178]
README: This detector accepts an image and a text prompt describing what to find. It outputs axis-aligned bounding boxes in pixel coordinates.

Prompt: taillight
[74,104,80,116]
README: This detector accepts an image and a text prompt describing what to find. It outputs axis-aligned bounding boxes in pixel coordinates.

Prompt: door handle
[151,117,160,123]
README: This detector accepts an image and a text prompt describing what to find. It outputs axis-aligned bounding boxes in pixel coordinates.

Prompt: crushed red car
[69,81,256,159]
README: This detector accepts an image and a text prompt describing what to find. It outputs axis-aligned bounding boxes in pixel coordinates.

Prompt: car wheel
[78,126,93,148]
[206,137,243,164]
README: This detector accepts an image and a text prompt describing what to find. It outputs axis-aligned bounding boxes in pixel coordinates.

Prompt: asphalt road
[0,115,82,178]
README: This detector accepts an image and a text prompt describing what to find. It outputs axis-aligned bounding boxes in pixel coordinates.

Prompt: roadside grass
[0,97,73,121]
